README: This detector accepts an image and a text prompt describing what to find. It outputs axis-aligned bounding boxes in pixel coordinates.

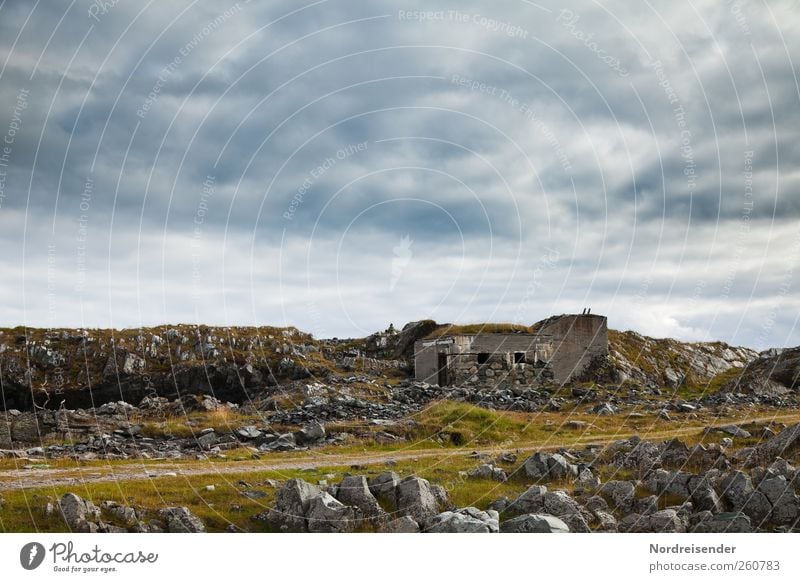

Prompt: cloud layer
[0,0,798,348]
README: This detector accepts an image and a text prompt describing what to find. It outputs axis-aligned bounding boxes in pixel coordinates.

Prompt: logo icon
[20,542,46,570]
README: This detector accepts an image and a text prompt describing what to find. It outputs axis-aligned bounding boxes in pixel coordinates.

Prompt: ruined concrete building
[414,314,608,387]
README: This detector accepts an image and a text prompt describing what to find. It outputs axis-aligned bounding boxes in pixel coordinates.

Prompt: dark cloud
[0,0,798,348]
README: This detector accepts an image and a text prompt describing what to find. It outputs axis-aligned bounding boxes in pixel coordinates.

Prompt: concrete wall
[536,314,608,383]
[413,314,608,386]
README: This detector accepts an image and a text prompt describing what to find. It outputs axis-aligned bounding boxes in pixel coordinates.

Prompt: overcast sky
[0,0,798,348]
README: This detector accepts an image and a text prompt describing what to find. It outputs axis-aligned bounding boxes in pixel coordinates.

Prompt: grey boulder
[501,514,569,533]
[158,507,205,533]
[425,507,499,533]
[306,492,356,533]
[395,476,439,523]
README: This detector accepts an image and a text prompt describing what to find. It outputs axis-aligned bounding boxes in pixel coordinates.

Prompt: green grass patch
[425,323,533,338]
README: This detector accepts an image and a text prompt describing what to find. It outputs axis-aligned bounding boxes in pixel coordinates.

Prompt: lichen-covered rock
[593,510,618,532]
[395,476,439,523]
[523,452,578,482]
[688,476,723,513]
[506,485,547,516]
[306,492,356,533]
[620,509,686,533]
[467,463,507,482]
[295,421,325,445]
[691,512,752,533]
[59,493,101,532]
[758,476,799,525]
[103,348,145,377]
[368,471,400,508]
[501,514,570,533]
[256,478,321,532]
[643,469,691,499]
[425,507,499,533]
[0,418,10,448]
[379,516,420,533]
[158,507,205,533]
[335,475,385,523]
[542,490,591,532]
[599,480,636,512]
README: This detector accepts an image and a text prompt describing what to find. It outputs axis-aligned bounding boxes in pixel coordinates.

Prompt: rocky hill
[722,347,800,395]
[0,321,791,415]
[0,324,390,411]
[602,330,758,393]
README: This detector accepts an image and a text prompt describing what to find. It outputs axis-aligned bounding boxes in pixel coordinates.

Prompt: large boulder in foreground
[158,507,205,533]
[336,475,386,523]
[395,476,440,523]
[425,508,499,533]
[752,424,800,466]
[505,485,547,516]
[501,514,570,533]
[306,492,356,533]
[256,478,321,532]
[379,516,420,533]
[59,493,101,533]
[691,512,753,533]
[522,452,578,482]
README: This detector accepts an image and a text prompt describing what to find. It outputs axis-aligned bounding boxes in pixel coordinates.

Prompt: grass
[3,400,800,532]
[425,323,534,338]
[138,408,264,439]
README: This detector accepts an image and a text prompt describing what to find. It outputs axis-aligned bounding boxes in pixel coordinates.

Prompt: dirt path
[1,412,796,492]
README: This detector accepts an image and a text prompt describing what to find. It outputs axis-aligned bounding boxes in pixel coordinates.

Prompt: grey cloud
[0,0,798,348]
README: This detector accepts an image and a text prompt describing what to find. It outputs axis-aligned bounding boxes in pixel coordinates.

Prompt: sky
[0,0,798,348]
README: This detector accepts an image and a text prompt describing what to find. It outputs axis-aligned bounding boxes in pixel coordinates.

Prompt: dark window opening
[477,353,490,365]
[437,353,449,386]
[514,352,526,364]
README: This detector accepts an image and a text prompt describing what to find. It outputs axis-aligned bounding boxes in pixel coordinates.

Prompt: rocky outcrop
[751,424,800,465]
[727,347,800,395]
[251,475,451,533]
[606,330,757,389]
[55,493,199,533]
